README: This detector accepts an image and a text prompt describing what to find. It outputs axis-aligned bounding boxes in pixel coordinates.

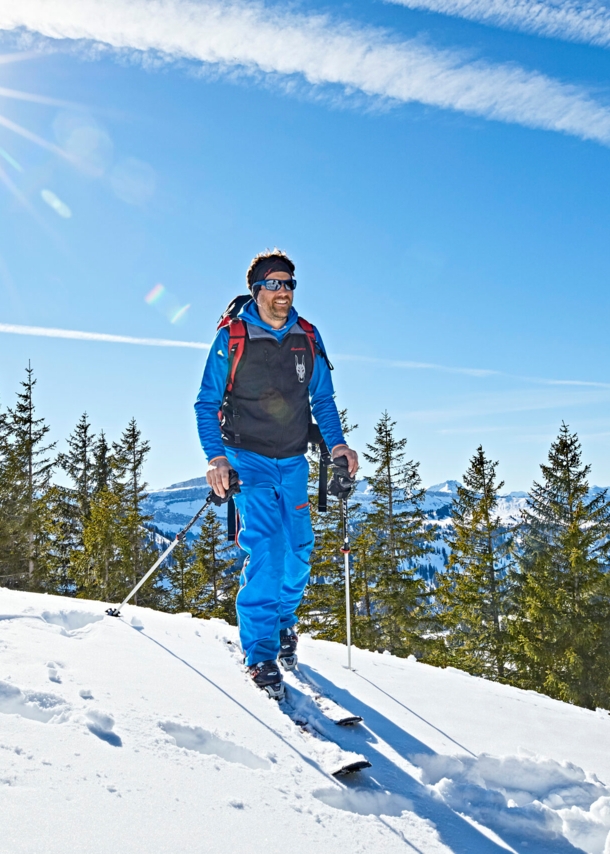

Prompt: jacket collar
[239,299,299,339]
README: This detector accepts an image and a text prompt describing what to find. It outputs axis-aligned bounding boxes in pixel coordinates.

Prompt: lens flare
[0,146,22,172]
[171,304,191,324]
[41,189,72,219]
[145,284,165,304]
[145,283,191,326]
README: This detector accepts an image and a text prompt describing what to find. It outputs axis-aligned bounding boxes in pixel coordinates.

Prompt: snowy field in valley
[1,588,610,854]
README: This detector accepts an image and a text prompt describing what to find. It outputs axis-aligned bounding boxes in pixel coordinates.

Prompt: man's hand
[206,456,232,499]
[332,444,359,478]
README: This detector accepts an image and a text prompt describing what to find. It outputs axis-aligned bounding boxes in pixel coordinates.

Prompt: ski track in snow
[1,589,610,853]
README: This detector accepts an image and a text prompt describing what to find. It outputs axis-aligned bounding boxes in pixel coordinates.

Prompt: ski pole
[341,496,352,671]
[106,470,240,618]
[327,454,356,670]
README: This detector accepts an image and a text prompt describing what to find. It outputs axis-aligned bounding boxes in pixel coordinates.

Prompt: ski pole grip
[328,455,355,501]
[208,468,241,506]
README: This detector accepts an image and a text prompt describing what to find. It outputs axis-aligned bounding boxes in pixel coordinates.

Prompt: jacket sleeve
[309,327,346,452]
[194,327,230,463]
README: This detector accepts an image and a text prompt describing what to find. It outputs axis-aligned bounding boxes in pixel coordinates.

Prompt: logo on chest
[295,354,306,383]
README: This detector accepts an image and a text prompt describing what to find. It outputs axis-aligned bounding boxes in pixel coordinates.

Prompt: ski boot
[278,627,298,671]
[248,660,285,700]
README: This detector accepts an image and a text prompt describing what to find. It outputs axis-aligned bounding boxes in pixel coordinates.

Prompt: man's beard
[269,298,291,322]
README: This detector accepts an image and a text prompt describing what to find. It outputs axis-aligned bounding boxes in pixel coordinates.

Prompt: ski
[280,685,372,778]
[221,636,371,778]
[284,664,364,728]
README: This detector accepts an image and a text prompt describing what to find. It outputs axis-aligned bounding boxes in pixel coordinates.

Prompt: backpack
[216,295,333,539]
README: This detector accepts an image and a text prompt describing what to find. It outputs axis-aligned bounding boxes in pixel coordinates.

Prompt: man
[195,249,358,698]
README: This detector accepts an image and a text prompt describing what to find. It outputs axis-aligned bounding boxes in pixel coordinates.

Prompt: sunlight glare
[0,87,81,109]
[0,113,73,162]
[41,189,72,219]
[0,146,22,172]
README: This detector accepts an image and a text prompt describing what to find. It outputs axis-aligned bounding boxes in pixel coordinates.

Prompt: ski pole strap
[227,496,237,542]
[318,455,328,513]
[318,440,332,513]
[307,422,332,513]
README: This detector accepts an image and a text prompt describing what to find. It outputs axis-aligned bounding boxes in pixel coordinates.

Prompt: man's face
[255,270,294,325]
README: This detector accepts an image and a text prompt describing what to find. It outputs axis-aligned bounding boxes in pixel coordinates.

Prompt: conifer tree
[160,539,195,613]
[112,419,157,605]
[189,508,238,621]
[298,412,359,642]
[361,411,434,656]
[511,424,610,709]
[57,413,96,521]
[92,431,112,493]
[431,446,514,680]
[0,401,22,588]
[72,486,127,599]
[5,365,56,588]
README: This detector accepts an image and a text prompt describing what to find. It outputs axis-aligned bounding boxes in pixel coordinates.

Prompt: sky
[0,0,610,492]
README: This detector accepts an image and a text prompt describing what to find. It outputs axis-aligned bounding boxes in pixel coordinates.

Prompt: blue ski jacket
[194,300,346,462]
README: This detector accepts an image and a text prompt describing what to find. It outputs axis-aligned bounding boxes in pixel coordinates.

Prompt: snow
[2,587,610,854]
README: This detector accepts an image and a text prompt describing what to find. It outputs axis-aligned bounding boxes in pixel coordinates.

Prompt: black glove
[208,468,241,506]
[328,455,355,501]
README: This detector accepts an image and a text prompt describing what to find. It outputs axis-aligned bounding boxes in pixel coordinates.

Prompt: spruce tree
[92,431,112,493]
[48,413,98,591]
[72,486,127,600]
[5,365,56,588]
[112,419,158,606]
[57,413,96,521]
[298,412,359,643]
[511,424,610,709]
[361,411,434,656]
[160,539,195,613]
[189,508,238,621]
[431,446,514,680]
[0,401,23,588]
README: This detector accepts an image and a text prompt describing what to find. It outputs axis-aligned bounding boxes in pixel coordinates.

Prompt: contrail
[1,321,608,390]
[0,322,210,350]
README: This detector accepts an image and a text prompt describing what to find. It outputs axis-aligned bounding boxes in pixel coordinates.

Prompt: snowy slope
[2,588,610,854]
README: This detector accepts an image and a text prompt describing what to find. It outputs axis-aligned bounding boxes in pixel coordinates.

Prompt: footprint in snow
[40,610,103,636]
[47,662,62,683]
[160,722,270,770]
[0,680,70,723]
[86,710,122,747]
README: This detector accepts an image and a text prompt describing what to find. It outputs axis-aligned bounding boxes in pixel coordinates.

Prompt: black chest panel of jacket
[220,321,314,458]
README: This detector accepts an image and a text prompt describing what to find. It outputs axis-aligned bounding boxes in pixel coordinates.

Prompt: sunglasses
[252,278,297,292]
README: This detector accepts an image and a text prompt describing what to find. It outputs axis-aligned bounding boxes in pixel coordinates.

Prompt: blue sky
[1,0,610,491]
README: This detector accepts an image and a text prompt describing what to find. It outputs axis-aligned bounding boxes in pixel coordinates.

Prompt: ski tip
[105,608,121,618]
[335,716,363,727]
[332,759,372,777]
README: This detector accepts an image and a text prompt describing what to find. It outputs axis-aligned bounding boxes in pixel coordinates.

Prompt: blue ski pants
[225,448,314,666]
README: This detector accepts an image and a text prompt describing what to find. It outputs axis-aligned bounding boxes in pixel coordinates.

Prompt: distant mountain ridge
[143,476,609,581]
[143,476,554,538]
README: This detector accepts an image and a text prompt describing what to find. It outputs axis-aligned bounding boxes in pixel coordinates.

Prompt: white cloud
[1,0,610,143]
[387,0,610,49]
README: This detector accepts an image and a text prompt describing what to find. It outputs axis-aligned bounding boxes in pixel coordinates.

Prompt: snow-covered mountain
[143,477,535,539]
[2,586,610,854]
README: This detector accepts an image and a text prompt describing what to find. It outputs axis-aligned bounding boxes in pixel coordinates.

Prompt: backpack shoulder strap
[226,318,247,392]
[297,317,333,370]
